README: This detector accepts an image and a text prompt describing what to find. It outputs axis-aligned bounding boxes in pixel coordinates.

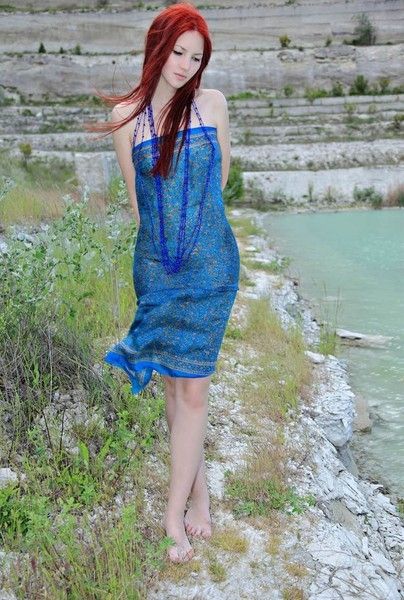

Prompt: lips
[175,73,187,80]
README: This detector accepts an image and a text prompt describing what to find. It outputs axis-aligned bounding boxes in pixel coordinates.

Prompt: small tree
[38,42,46,53]
[349,74,369,95]
[283,84,294,98]
[351,13,376,46]
[19,142,32,168]
[331,81,345,97]
[73,44,82,55]
[279,34,291,48]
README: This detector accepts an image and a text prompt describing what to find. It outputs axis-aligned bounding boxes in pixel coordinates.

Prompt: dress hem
[104,351,214,394]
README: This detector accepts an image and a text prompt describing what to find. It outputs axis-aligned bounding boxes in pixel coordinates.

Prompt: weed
[351,13,376,46]
[353,185,383,209]
[223,158,244,206]
[279,35,291,48]
[210,527,249,553]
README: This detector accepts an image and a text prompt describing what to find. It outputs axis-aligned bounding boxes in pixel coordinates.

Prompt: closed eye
[173,50,201,62]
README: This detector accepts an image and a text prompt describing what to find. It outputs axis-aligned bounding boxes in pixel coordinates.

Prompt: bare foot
[163,513,195,563]
[184,502,212,539]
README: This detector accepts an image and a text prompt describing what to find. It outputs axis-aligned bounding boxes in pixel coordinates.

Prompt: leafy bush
[38,42,46,54]
[353,185,383,209]
[349,74,370,95]
[279,34,291,48]
[0,184,135,451]
[283,84,294,97]
[223,158,244,206]
[351,13,376,46]
[331,81,345,97]
[304,87,329,103]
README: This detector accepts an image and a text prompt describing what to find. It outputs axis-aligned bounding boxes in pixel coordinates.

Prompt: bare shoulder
[111,100,138,123]
[196,88,227,108]
[195,89,228,127]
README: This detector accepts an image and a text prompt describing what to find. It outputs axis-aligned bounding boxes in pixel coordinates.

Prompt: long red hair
[85,2,212,178]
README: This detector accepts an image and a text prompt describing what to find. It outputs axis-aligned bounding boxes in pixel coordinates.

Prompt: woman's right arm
[111,103,140,227]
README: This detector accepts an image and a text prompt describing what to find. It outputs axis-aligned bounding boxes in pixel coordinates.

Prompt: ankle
[189,491,210,507]
[164,508,186,525]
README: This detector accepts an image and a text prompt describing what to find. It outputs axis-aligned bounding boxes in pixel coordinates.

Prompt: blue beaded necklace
[135,99,215,275]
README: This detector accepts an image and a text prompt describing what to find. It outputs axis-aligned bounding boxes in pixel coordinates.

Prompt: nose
[179,54,191,72]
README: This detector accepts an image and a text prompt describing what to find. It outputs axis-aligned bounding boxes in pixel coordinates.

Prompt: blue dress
[104,102,240,393]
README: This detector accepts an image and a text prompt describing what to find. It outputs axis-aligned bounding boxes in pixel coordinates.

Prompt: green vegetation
[243,256,291,274]
[314,283,342,356]
[38,41,46,54]
[228,90,271,101]
[349,74,370,96]
[0,154,78,224]
[283,84,294,98]
[0,180,176,595]
[223,157,244,206]
[19,142,32,167]
[353,185,383,209]
[238,296,311,421]
[351,13,377,46]
[225,466,316,518]
[279,34,291,48]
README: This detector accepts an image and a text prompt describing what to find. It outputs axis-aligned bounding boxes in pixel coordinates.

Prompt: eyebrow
[175,44,203,56]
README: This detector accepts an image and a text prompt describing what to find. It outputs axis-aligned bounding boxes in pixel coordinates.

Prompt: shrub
[378,77,390,94]
[283,84,294,97]
[304,87,328,103]
[18,142,32,168]
[325,36,332,47]
[392,114,404,130]
[351,13,376,46]
[331,81,345,97]
[279,34,291,48]
[38,42,46,54]
[73,44,82,55]
[385,183,404,207]
[223,158,244,206]
[353,185,383,209]
[349,74,369,95]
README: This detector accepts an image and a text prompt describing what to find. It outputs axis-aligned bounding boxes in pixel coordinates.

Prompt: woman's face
[161,30,204,90]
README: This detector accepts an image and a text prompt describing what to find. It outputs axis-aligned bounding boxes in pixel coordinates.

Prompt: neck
[152,76,177,111]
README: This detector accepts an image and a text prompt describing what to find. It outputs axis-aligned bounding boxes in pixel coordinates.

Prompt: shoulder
[111,101,138,123]
[196,88,227,108]
[195,89,228,127]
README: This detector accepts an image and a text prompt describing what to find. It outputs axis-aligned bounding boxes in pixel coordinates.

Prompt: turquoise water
[261,209,404,495]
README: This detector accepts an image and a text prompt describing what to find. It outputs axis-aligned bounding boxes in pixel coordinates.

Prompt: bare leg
[163,377,212,539]
[162,375,211,562]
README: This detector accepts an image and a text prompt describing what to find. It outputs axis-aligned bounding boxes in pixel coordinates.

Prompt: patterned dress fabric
[104,103,240,393]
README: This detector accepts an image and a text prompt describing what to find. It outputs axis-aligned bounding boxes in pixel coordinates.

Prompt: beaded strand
[146,100,215,275]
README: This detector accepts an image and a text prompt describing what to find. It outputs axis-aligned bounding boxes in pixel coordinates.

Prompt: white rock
[0,468,18,488]
[305,350,326,364]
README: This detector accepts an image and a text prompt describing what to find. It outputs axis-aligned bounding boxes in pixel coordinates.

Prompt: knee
[177,381,208,411]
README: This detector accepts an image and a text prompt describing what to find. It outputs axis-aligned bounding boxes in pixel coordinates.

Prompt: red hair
[85,2,212,177]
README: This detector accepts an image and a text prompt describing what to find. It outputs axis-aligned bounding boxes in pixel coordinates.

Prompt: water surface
[260,208,404,495]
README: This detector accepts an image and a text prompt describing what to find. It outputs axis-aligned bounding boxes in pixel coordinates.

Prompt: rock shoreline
[248,208,404,598]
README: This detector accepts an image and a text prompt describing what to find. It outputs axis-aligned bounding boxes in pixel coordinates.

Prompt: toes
[167,543,194,564]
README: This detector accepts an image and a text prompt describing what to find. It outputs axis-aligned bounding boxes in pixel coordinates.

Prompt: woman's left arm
[213,90,231,191]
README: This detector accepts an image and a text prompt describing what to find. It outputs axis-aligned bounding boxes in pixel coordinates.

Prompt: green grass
[0,186,175,596]
[243,257,291,274]
[239,297,311,420]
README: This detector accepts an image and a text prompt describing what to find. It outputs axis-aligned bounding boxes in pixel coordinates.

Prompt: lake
[260,208,404,496]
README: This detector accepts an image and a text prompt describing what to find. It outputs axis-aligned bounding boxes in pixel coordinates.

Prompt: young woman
[90,2,240,563]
